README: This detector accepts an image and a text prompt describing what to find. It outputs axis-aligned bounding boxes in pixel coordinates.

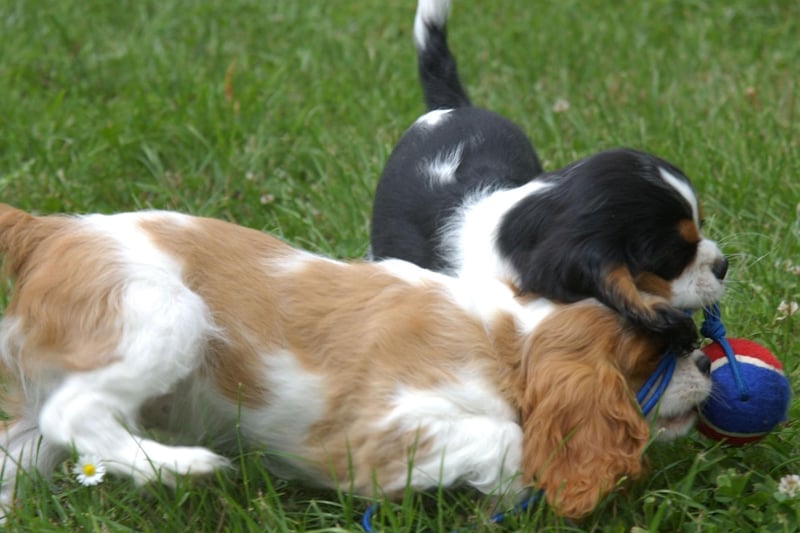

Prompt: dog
[0,204,711,520]
[369,0,728,350]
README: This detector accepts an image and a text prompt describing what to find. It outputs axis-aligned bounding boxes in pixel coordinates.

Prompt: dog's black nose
[712,256,729,280]
[696,354,711,376]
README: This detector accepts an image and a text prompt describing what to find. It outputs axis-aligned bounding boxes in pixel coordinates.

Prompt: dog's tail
[0,204,50,279]
[414,0,471,110]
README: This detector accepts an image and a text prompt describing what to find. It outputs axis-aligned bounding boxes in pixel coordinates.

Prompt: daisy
[72,454,107,486]
[552,98,570,113]
[778,474,800,499]
[776,300,799,321]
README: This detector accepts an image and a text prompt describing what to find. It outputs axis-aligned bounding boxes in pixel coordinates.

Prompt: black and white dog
[370,0,727,348]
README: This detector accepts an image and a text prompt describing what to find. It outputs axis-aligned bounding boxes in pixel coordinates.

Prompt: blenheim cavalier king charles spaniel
[0,205,710,520]
[370,0,728,351]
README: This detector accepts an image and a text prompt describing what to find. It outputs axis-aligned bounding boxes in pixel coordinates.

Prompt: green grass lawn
[1,0,799,530]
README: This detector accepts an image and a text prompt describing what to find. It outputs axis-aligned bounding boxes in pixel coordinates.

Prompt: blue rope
[636,352,677,416]
[488,489,543,524]
[700,303,748,400]
[360,501,377,531]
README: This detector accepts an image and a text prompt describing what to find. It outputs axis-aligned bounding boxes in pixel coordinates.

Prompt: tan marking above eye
[677,219,700,244]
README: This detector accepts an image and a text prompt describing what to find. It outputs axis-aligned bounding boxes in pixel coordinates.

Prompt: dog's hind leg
[36,279,230,486]
[0,417,67,519]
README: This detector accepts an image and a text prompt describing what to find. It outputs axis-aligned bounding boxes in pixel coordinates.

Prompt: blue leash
[360,503,377,530]
[487,489,543,522]
[361,306,735,531]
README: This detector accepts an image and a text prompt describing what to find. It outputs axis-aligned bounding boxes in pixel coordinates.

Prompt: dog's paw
[162,447,231,481]
[649,304,698,353]
[131,443,231,486]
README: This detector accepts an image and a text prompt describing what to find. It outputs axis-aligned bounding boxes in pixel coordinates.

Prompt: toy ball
[697,338,791,445]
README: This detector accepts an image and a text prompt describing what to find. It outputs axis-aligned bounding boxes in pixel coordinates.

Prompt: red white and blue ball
[697,338,791,445]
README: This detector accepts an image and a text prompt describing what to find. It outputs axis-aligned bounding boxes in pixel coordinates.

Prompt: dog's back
[370,0,542,269]
[0,206,530,513]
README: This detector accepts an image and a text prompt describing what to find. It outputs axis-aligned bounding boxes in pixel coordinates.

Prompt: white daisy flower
[72,454,107,486]
[778,474,800,498]
[776,300,799,321]
[552,98,570,113]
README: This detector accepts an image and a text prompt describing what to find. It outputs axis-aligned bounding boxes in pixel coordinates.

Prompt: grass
[0,0,798,530]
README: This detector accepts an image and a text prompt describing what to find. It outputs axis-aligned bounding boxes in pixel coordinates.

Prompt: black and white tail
[413,0,471,110]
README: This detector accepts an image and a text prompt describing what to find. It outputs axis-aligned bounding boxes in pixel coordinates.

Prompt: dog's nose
[712,256,729,280]
[695,353,711,376]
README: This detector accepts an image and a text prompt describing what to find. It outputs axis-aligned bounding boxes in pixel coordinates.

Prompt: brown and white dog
[0,205,710,520]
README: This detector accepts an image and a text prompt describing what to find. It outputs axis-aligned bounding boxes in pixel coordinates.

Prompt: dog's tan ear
[519,310,650,519]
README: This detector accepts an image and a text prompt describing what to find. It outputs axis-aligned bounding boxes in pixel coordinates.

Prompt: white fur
[413,0,451,51]
[376,257,432,285]
[415,108,453,128]
[438,181,554,286]
[225,351,327,481]
[266,248,343,275]
[422,142,464,187]
[670,239,726,308]
[659,168,699,226]
[0,417,67,512]
[380,257,557,334]
[380,375,522,496]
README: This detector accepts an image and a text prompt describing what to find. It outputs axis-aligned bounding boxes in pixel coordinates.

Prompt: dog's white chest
[443,181,553,284]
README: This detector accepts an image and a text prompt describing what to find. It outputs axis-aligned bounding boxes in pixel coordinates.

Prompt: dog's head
[517,299,711,519]
[590,149,728,310]
[499,148,727,348]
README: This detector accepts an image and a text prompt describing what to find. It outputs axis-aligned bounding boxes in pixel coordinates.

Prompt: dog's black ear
[497,193,583,298]
[497,197,607,304]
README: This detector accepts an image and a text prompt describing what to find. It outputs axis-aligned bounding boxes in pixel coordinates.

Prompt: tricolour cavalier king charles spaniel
[370,0,728,350]
[0,205,710,520]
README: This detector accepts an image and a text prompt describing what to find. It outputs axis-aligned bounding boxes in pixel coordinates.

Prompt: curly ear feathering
[519,307,649,518]
[517,303,702,519]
